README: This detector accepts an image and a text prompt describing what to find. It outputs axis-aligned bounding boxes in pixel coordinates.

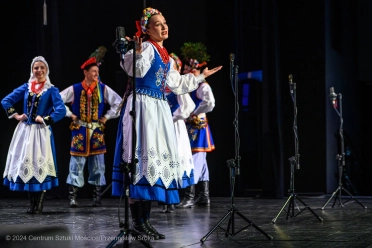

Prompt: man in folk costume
[60,47,122,207]
[176,42,216,208]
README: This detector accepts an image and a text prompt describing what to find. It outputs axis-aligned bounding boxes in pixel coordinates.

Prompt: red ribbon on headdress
[197,61,207,68]
[81,57,97,70]
[135,20,142,37]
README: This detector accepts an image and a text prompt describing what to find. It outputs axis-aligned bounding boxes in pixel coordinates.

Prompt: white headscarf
[27,56,53,93]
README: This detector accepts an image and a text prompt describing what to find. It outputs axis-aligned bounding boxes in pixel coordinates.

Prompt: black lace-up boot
[129,201,160,240]
[142,201,165,239]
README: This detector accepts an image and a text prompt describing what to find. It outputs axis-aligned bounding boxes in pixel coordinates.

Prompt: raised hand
[125,36,143,54]
[202,66,223,79]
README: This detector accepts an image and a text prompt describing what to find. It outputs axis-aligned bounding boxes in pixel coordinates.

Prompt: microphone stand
[107,40,151,248]
[200,55,273,243]
[272,75,323,223]
[321,91,366,210]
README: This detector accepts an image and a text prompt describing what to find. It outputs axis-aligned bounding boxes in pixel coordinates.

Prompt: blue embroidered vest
[69,82,107,156]
[135,44,170,100]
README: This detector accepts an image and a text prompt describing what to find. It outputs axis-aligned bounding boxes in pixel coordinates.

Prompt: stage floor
[0,195,371,248]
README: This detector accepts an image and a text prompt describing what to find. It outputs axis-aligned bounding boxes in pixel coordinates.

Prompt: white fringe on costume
[3,122,56,184]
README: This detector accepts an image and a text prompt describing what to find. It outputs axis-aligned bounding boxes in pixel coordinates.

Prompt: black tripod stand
[106,27,151,248]
[272,75,323,223]
[201,55,273,243]
[321,88,366,210]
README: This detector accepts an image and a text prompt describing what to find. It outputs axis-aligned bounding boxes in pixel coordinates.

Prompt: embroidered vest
[69,82,107,156]
[135,44,170,100]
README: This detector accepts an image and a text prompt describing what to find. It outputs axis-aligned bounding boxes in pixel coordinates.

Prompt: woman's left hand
[202,66,223,79]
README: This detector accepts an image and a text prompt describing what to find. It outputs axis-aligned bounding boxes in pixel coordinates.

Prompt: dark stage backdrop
[1,0,372,200]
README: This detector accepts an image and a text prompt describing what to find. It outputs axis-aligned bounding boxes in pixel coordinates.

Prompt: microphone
[116,26,125,41]
[113,26,128,60]
[230,53,235,82]
[329,87,337,105]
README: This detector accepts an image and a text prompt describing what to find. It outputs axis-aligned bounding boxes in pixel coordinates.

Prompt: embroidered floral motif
[92,88,99,121]
[80,90,87,122]
[169,161,176,168]
[26,92,41,122]
[71,134,84,151]
[187,125,198,141]
[79,88,100,122]
[7,107,15,114]
[148,147,156,158]
[92,131,105,149]
[161,151,170,161]
[142,156,148,164]
[155,66,165,87]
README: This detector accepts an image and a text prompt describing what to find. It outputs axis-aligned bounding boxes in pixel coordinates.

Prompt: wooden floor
[0,195,371,248]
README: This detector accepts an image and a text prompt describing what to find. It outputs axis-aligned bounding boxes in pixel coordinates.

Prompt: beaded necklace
[31,80,46,94]
[148,39,170,64]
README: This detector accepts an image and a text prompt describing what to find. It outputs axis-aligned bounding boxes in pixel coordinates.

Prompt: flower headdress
[135,7,162,37]
[180,42,210,73]
[170,53,182,73]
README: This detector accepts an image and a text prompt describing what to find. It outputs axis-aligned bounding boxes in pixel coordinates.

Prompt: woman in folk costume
[1,56,66,214]
[159,53,196,213]
[176,42,216,208]
[111,7,222,239]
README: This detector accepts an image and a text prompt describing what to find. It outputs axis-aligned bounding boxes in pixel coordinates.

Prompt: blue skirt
[4,175,58,192]
[112,175,180,205]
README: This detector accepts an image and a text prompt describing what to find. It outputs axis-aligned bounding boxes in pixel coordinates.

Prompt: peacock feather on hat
[89,45,107,103]
[89,46,108,66]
